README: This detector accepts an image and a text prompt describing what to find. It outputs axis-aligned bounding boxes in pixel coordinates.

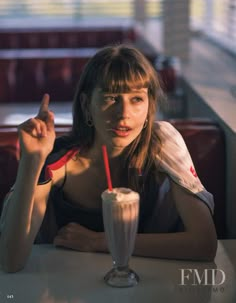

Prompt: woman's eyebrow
[129,90,148,94]
[100,89,148,95]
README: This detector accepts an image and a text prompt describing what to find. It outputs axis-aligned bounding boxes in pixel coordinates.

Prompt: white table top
[0,102,73,126]
[0,240,235,303]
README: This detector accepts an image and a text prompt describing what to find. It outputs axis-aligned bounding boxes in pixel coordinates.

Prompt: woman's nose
[116,99,131,119]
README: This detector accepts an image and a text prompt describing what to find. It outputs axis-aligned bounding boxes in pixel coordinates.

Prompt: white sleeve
[155,121,214,214]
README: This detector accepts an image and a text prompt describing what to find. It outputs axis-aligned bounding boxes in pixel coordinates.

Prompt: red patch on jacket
[190,166,198,178]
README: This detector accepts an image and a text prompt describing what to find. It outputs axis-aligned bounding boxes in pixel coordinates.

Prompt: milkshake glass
[102,187,140,287]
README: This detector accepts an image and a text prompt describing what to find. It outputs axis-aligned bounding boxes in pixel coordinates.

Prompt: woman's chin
[109,137,134,149]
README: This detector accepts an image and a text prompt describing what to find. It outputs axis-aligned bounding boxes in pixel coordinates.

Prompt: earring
[86,116,94,127]
[143,119,148,129]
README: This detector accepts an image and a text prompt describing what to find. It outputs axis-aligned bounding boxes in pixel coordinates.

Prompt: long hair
[70,44,164,192]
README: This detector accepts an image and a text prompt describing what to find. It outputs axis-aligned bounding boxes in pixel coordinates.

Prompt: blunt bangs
[79,45,159,101]
[96,58,150,93]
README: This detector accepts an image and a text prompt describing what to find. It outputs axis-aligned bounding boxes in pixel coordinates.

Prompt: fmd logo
[179,269,226,286]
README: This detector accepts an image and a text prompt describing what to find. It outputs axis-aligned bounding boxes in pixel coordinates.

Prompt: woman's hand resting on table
[53,223,107,253]
[18,94,56,161]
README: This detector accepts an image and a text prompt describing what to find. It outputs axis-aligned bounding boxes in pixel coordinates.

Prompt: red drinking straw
[102,145,113,191]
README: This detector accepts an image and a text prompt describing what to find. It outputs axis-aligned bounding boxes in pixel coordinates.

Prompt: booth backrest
[0,120,226,238]
[170,119,226,238]
[0,128,20,212]
[0,49,98,103]
[0,48,176,103]
[0,25,136,103]
[0,26,137,49]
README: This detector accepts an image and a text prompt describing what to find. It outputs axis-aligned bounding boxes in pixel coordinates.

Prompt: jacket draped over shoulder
[143,121,214,233]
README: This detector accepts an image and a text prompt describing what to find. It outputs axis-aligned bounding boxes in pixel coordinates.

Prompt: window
[191,0,236,55]
[0,0,161,21]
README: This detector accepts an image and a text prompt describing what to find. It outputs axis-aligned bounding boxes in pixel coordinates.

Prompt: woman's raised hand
[18,94,56,161]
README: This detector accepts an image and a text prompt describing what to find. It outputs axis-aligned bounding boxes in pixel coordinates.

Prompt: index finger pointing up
[38,94,50,119]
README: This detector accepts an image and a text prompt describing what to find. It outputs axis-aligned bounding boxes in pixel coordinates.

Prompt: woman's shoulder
[46,136,78,163]
[154,120,184,144]
[154,120,189,171]
[154,120,195,177]
[153,121,214,213]
[155,120,173,130]
[52,135,75,151]
[154,120,188,158]
[38,136,79,184]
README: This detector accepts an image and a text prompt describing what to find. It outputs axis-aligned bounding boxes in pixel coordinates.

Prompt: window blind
[0,0,160,19]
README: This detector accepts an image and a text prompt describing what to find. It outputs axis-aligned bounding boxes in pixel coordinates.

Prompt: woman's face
[89,87,149,152]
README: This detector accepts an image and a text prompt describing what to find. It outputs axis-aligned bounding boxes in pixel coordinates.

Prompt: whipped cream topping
[102,187,139,203]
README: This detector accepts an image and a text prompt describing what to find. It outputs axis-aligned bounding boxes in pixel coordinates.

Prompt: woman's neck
[86,139,127,161]
[80,144,126,169]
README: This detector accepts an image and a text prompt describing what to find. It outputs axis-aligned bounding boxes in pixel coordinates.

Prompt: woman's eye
[104,96,117,103]
[132,97,143,103]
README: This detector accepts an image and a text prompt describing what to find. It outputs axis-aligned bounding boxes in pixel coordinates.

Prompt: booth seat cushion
[0,128,20,212]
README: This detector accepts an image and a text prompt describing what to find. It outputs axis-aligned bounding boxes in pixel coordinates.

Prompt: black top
[51,185,104,232]
[36,137,183,243]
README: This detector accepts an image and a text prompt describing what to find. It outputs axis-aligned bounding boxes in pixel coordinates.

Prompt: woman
[0,45,217,272]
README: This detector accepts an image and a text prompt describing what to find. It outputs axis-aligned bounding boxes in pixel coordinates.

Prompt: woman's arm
[133,180,217,261]
[0,94,56,272]
[94,181,217,261]
[0,156,52,273]
[54,180,217,261]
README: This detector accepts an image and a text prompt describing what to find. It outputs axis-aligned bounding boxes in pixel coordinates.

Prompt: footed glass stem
[104,266,139,288]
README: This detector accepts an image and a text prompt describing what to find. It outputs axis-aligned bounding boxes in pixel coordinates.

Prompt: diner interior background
[0,0,235,240]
